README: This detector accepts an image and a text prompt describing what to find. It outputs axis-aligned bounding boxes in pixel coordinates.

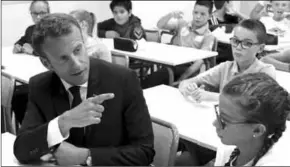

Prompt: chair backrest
[145,29,161,43]
[151,117,179,166]
[160,30,174,44]
[205,37,218,70]
[1,72,16,134]
[111,53,130,68]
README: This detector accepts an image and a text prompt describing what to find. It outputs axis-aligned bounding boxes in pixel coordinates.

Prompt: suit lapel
[50,73,70,116]
[87,58,102,98]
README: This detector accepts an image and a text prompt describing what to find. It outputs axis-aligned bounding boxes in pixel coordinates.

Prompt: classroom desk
[102,38,218,84]
[1,132,55,166]
[102,39,218,66]
[143,84,221,151]
[212,27,290,51]
[2,46,47,83]
[276,70,290,92]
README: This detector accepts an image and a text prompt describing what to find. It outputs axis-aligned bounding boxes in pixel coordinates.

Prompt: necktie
[68,86,84,146]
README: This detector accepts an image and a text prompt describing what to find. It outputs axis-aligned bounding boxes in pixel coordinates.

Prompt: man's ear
[40,56,53,71]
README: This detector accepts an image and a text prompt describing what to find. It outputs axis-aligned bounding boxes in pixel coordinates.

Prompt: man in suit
[13,13,155,166]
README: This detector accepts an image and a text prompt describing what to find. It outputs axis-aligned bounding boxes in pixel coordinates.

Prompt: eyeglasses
[229,37,260,49]
[31,11,48,16]
[214,105,258,129]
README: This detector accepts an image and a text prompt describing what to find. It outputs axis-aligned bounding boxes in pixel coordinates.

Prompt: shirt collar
[231,58,259,75]
[60,78,88,92]
[189,22,209,35]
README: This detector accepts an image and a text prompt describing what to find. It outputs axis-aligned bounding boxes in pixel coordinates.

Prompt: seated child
[209,0,246,31]
[214,72,290,166]
[179,19,276,102]
[261,49,290,72]
[156,0,215,81]
[259,0,290,37]
[97,0,146,40]
[70,9,112,63]
[13,0,50,55]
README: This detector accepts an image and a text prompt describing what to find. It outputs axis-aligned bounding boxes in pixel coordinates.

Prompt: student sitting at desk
[70,9,112,63]
[179,19,276,103]
[97,0,146,40]
[156,0,215,81]
[261,49,290,72]
[13,0,50,55]
[259,0,290,37]
[214,72,290,166]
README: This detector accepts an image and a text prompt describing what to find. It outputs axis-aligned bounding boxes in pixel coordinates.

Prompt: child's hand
[105,31,120,38]
[13,44,22,53]
[22,43,34,55]
[187,85,206,103]
[170,11,184,19]
[179,80,198,97]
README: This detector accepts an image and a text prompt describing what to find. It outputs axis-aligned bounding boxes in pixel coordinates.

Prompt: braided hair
[222,73,290,166]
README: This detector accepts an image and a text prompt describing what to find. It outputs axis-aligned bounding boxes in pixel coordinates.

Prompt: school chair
[151,117,179,166]
[144,29,161,43]
[111,53,130,68]
[204,37,218,70]
[1,72,16,134]
[160,30,178,45]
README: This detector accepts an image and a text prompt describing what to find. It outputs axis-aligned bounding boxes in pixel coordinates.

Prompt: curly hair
[222,72,290,166]
[32,13,82,58]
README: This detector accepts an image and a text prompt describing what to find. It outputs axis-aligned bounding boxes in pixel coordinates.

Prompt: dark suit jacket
[13,58,155,165]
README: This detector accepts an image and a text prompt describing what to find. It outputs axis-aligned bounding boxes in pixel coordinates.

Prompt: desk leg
[166,67,174,86]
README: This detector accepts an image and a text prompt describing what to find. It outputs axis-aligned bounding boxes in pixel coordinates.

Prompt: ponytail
[90,12,98,39]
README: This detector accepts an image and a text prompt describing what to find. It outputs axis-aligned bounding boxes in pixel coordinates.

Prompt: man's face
[41,25,90,86]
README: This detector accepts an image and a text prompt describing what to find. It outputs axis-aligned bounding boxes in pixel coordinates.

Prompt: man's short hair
[110,0,132,12]
[32,13,82,58]
[195,0,214,14]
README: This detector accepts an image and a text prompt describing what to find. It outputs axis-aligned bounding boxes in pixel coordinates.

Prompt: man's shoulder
[29,71,55,89]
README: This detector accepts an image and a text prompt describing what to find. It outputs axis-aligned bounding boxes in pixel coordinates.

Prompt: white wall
[2,1,112,47]
[2,1,245,47]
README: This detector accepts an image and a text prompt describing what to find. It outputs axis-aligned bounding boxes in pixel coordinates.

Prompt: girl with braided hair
[214,72,290,166]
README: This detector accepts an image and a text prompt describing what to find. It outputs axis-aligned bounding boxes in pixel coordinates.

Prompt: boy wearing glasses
[13,0,50,55]
[179,19,276,103]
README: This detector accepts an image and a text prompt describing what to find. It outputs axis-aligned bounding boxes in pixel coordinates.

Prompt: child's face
[191,4,211,28]
[112,6,132,25]
[30,1,49,24]
[231,26,264,65]
[271,1,289,18]
[213,94,259,146]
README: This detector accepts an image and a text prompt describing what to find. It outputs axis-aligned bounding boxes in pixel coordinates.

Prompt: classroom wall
[2,1,112,47]
[2,1,244,47]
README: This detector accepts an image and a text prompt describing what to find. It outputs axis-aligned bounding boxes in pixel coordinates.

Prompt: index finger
[89,93,115,104]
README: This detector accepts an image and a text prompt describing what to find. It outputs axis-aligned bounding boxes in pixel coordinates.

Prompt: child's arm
[261,50,290,72]
[157,11,187,32]
[97,19,116,38]
[249,2,266,20]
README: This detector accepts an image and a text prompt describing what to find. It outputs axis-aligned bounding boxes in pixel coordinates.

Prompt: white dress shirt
[47,79,88,148]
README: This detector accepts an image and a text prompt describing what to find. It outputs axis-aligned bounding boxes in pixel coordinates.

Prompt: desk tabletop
[143,85,221,151]
[102,39,218,66]
[276,70,290,92]
[2,46,47,83]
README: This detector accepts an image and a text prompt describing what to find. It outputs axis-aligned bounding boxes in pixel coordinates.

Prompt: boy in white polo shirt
[179,19,276,103]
